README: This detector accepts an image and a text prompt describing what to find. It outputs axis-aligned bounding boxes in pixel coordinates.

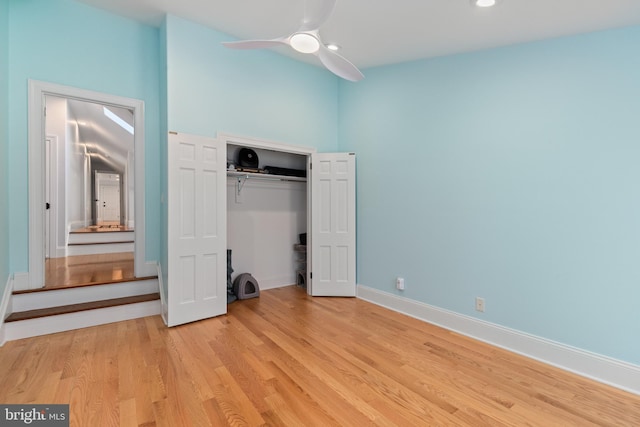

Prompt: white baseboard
[156,262,168,326]
[250,275,294,291]
[357,284,640,396]
[141,261,159,278]
[12,272,29,292]
[0,275,13,346]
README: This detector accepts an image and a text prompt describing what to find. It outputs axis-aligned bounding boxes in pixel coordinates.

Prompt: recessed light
[326,43,340,51]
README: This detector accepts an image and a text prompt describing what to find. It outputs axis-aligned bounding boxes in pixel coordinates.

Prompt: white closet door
[311,152,356,296]
[167,133,227,326]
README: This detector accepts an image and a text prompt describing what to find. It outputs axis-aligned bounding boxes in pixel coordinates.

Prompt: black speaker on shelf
[238,148,259,168]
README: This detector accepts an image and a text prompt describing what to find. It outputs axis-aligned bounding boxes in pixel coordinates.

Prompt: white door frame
[45,135,61,259]
[28,80,149,289]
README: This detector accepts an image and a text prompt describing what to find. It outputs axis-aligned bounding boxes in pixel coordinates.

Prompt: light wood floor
[1,285,638,426]
[44,252,135,289]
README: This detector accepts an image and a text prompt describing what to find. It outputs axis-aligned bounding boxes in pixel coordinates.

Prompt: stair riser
[4,300,161,342]
[68,231,135,245]
[12,279,159,312]
[66,242,134,256]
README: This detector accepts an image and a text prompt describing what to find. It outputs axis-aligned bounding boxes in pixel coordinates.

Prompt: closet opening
[225,138,313,296]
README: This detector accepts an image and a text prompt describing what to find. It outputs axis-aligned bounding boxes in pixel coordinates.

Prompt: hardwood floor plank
[53,376,74,406]
[214,366,266,426]
[118,397,137,427]
[3,339,52,402]
[156,329,213,427]
[265,363,339,426]
[166,326,219,402]
[1,285,639,426]
[35,370,64,403]
[254,293,468,424]
[260,328,402,426]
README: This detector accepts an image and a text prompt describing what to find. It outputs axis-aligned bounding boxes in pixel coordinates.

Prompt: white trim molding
[0,275,14,346]
[157,262,168,326]
[12,272,29,292]
[218,132,317,156]
[357,284,640,396]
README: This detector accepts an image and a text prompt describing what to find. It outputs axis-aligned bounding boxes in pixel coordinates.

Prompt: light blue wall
[339,26,640,365]
[7,0,161,271]
[0,0,9,290]
[160,15,340,296]
[164,14,339,151]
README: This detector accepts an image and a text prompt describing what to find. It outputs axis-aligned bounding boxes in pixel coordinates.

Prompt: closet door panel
[168,133,227,326]
[311,153,356,296]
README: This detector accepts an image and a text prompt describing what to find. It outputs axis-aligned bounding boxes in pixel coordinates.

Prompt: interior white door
[95,172,119,224]
[99,184,120,223]
[167,132,227,326]
[311,152,356,296]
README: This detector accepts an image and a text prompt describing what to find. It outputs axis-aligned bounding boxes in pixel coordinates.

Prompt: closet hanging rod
[227,170,307,183]
[228,170,307,196]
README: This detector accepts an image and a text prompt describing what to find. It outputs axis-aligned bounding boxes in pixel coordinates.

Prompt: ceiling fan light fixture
[290,32,320,54]
[222,0,363,81]
[474,0,497,7]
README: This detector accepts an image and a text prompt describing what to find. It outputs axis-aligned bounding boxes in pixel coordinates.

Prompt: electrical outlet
[475,297,485,312]
[396,277,405,290]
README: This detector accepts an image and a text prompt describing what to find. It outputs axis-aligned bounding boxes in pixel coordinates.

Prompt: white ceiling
[75,0,640,69]
[66,98,134,173]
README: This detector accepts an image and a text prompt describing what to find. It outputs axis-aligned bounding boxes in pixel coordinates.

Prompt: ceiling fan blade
[317,46,364,82]
[222,38,289,50]
[300,0,337,31]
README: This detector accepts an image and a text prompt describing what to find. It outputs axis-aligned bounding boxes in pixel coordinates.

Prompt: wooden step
[4,270,163,342]
[5,293,160,322]
[3,295,162,342]
[13,275,158,294]
[12,277,160,312]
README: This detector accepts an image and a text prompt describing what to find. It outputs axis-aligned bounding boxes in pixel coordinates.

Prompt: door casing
[27,80,151,290]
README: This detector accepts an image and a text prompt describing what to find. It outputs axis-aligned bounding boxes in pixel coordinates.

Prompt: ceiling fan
[222,0,364,82]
